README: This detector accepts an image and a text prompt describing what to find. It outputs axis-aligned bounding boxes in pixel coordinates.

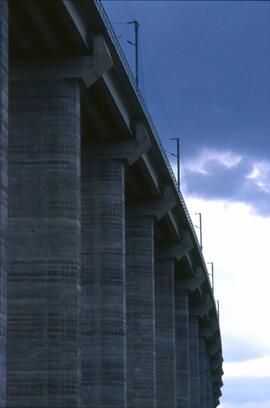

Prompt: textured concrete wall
[0,2,8,406]
[199,337,207,408]
[126,215,156,408]
[204,356,212,407]
[155,257,176,408]
[189,316,200,408]
[175,286,190,408]
[7,79,81,408]
[81,158,126,408]
[207,359,214,408]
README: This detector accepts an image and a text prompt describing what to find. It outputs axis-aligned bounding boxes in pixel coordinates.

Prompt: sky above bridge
[103,1,270,407]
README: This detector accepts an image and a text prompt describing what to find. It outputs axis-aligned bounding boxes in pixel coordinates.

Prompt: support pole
[171,138,180,191]
[135,21,139,88]
[195,212,203,250]
[128,20,140,89]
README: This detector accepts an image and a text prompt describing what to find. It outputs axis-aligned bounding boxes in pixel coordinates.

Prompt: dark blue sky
[103,1,270,216]
[103,1,270,157]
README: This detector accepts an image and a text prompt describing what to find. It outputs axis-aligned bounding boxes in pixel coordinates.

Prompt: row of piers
[0,1,223,407]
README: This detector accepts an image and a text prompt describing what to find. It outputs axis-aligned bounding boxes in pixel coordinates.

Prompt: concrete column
[155,257,176,408]
[8,79,81,407]
[189,316,200,408]
[126,215,156,408]
[174,285,190,408]
[198,337,207,408]
[205,356,212,407]
[0,2,8,406]
[81,158,126,408]
[208,363,214,408]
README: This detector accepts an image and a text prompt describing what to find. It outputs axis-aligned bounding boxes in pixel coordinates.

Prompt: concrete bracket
[214,399,221,408]
[11,35,113,87]
[213,376,223,388]
[210,357,223,371]
[157,230,194,260]
[86,122,151,164]
[176,267,205,292]
[208,342,222,358]
[213,389,222,399]
[127,185,176,220]
[125,123,151,165]
[201,319,219,339]
[190,295,213,318]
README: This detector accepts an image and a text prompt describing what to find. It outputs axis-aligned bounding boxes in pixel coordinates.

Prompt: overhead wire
[122,0,136,20]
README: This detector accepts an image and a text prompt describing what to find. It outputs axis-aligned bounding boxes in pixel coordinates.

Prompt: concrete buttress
[7,79,81,408]
[189,316,200,408]
[174,286,190,408]
[155,257,176,408]
[205,355,213,408]
[199,336,207,408]
[126,215,156,408]
[81,157,126,408]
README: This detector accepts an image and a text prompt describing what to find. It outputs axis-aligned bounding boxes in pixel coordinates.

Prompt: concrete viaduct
[0,1,223,407]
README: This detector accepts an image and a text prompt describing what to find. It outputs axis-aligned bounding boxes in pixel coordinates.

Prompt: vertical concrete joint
[0,1,8,406]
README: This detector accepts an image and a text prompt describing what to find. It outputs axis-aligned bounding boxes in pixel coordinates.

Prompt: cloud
[224,356,270,378]
[185,197,270,346]
[178,148,270,216]
[184,197,270,406]
[223,335,267,363]
[221,402,270,408]
[220,376,270,405]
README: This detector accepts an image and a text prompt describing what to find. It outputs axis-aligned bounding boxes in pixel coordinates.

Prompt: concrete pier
[207,358,214,408]
[126,215,156,408]
[0,2,8,406]
[204,356,212,407]
[7,79,81,407]
[155,257,176,408]
[199,337,207,408]
[174,286,190,408]
[81,158,126,408]
[189,316,200,408]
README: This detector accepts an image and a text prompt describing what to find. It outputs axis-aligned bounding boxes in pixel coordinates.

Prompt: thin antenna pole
[210,262,214,294]
[217,300,220,321]
[176,138,180,191]
[195,212,203,250]
[207,262,214,294]
[127,20,140,88]
[134,20,139,88]
[171,138,180,191]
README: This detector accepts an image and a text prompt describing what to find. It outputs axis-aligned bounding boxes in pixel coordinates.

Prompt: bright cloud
[221,402,270,408]
[224,356,270,378]
[175,149,270,217]
[183,195,270,406]
[186,197,270,346]
[247,161,270,193]
[185,148,242,174]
